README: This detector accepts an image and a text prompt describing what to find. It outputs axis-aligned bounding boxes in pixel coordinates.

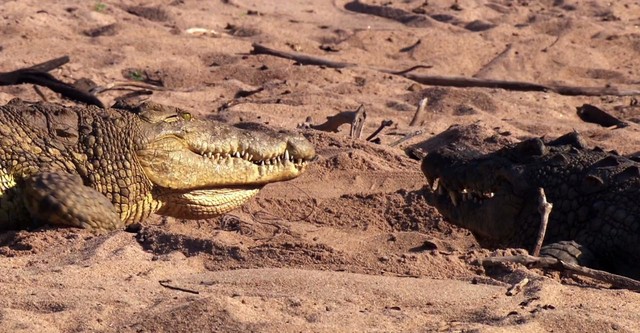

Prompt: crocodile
[0,99,315,230]
[421,132,640,279]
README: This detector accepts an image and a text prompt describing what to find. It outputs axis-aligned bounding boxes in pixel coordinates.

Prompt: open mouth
[194,148,311,168]
[425,175,496,207]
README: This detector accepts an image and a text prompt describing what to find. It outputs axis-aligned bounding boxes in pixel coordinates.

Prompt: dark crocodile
[0,99,315,230]
[421,132,640,279]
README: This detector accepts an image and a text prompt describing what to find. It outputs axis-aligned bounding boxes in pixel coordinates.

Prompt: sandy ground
[1,0,640,332]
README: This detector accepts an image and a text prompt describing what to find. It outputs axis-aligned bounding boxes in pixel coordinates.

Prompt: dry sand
[0,0,639,332]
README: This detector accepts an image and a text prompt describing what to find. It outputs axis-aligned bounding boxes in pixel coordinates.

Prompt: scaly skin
[0,99,315,230]
[421,132,640,279]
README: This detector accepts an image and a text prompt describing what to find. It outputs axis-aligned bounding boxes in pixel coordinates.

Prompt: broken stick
[251,43,355,68]
[349,104,366,139]
[0,56,104,108]
[389,129,425,147]
[299,105,366,139]
[409,97,428,126]
[532,188,552,257]
[158,280,200,294]
[506,278,529,296]
[366,119,393,142]
[480,255,640,292]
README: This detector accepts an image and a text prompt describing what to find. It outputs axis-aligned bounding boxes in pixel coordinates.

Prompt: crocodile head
[420,132,605,242]
[134,102,316,219]
[420,136,568,241]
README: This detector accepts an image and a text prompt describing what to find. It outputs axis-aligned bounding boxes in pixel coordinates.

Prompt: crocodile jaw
[136,118,315,218]
[421,151,526,240]
[137,119,315,189]
[153,187,261,219]
[137,135,311,189]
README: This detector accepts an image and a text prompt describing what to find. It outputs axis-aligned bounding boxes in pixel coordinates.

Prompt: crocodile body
[0,99,315,230]
[421,132,640,279]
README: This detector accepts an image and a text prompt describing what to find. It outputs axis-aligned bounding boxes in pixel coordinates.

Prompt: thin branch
[26,56,70,72]
[158,280,200,294]
[91,81,167,95]
[350,104,366,139]
[474,43,512,78]
[480,255,640,292]
[409,97,428,126]
[400,73,640,96]
[366,119,393,141]
[113,90,154,105]
[32,85,48,102]
[299,106,366,139]
[532,188,552,257]
[389,129,424,147]
[0,56,104,108]
[251,43,355,68]
[506,278,529,296]
[343,0,434,27]
[379,65,432,75]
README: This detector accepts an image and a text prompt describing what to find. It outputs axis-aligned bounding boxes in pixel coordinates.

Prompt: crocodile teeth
[233,152,241,158]
[430,178,439,191]
[449,191,459,207]
[284,149,290,162]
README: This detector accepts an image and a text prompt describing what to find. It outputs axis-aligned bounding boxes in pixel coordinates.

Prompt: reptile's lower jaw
[154,186,262,219]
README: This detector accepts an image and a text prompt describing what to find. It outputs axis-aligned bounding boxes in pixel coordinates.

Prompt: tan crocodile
[0,99,315,230]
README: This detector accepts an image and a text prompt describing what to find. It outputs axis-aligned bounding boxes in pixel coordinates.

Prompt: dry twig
[0,56,104,107]
[366,119,393,141]
[158,280,200,294]
[251,43,355,68]
[350,104,366,139]
[400,73,640,96]
[409,97,428,126]
[299,105,366,139]
[91,81,167,95]
[532,188,552,257]
[474,44,512,78]
[389,129,425,147]
[32,85,48,102]
[480,255,640,292]
[343,0,433,27]
[506,278,529,296]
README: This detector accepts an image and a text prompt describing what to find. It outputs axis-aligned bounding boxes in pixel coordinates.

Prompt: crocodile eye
[180,112,192,121]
